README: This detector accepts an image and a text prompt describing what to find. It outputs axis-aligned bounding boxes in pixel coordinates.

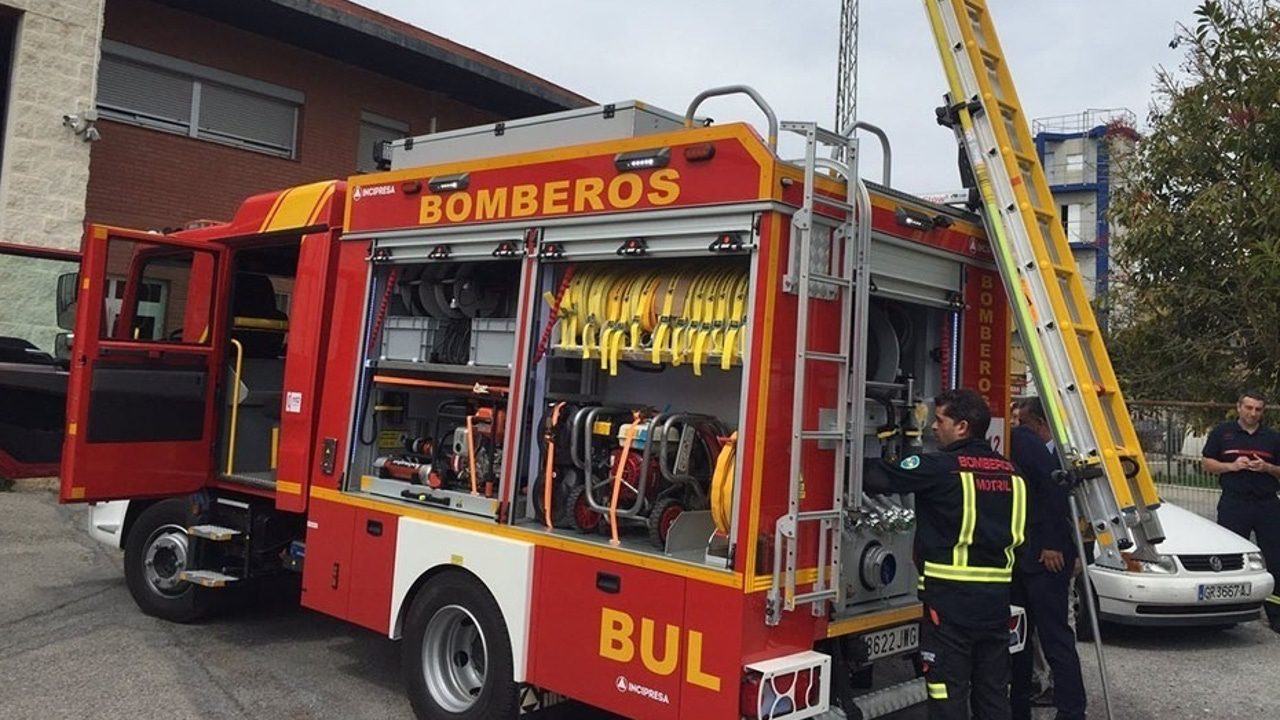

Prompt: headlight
[1246,552,1266,571]
[1123,552,1177,574]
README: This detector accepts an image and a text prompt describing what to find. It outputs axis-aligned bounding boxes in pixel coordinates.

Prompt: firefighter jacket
[878,437,1027,628]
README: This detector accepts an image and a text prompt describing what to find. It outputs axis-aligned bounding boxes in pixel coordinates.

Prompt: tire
[647,497,685,550]
[123,498,213,623]
[1072,575,1098,642]
[532,468,577,529]
[402,571,518,720]
[566,484,601,534]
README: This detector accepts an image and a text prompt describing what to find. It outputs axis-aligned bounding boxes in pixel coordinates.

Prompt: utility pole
[835,0,859,147]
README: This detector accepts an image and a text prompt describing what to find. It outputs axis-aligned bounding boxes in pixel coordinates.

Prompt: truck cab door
[61,226,227,503]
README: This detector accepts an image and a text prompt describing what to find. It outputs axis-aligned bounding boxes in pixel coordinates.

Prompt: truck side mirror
[54,332,74,365]
[56,272,79,330]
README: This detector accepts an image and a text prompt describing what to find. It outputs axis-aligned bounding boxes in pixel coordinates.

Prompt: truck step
[179,570,239,588]
[849,678,926,719]
[187,524,242,541]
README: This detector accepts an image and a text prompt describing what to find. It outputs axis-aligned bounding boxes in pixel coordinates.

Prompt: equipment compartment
[353,256,522,519]
[518,256,752,567]
[370,260,520,373]
[353,378,510,519]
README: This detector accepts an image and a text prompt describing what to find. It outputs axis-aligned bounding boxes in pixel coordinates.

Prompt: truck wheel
[403,571,518,720]
[123,498,212,623]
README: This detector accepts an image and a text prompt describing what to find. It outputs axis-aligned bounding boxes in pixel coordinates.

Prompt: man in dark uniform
[1201,390,1280,631]
[1008,397,1086,720]
[875,389,1026,720]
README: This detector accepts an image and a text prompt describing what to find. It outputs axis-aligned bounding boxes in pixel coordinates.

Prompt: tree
[1108,0,1280,403]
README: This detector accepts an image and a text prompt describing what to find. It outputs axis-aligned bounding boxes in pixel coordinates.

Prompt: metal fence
[1127,399,1255,520]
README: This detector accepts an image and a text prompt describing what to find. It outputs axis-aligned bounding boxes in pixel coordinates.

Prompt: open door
[61,226,227,502]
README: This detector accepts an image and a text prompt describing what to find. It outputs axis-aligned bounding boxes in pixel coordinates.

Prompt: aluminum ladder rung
[792,588,839,605]
[814,125,854,148]
[800,429,844,441]
[814,196,856,214]
[803,350,850,364]
[809,272,853,288]
[796,509,842,522]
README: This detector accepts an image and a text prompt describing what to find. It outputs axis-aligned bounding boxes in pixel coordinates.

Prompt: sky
[354,0,1203,194]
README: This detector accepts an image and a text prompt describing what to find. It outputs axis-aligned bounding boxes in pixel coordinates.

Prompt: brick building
[88,0,589,232]
[0,0,588,351]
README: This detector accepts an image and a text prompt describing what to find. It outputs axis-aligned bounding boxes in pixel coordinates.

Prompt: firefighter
[1201,390,1280,632]
[873,389,1026,720]
[1008,397,1086,720]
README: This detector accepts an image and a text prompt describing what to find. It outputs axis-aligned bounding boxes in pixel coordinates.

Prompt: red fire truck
[60,91,1011,719]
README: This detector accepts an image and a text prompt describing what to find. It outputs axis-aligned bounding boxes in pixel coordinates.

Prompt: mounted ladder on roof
[766,120,873,625]
[921,0,1164,569]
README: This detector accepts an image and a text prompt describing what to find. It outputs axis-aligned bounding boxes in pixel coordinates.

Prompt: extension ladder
[923,0,1164,568]
[767,122,873,624]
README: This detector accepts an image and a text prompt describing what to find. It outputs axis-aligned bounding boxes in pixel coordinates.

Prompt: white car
[1082,501,1274,631]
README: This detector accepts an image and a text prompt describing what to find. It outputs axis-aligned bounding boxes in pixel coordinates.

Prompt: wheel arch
[121,498,160,547]
[387,516,535,683]
[392,563,482,639]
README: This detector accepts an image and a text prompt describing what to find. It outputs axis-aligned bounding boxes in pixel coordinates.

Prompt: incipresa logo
[614,675,670,705]
[353,184,396,201]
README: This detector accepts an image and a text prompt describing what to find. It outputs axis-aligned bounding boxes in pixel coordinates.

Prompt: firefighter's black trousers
[920,608,1010,720]
[1217,492,1280,625]
[1010,568,1086,720]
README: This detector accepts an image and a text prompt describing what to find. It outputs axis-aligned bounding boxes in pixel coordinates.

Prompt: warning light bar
[614,147,671,172]
[428,173,470,193]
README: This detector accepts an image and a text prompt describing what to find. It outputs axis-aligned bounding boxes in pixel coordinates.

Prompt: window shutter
[198,82,296,156]
[98,55,192,128]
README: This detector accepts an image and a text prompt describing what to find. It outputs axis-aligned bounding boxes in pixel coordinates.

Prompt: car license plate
[1197,582,1251,601]
[863,623,919,660]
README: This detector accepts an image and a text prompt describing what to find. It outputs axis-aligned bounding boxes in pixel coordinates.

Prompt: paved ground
[2,483,1275,720]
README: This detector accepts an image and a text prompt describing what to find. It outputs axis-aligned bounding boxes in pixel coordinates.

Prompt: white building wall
[0,0,104,251]
[0,1,103,352]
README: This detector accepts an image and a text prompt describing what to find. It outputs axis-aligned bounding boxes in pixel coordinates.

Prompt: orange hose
[543,402,566,530]
[466,415,479,496]
[609,418,640,546]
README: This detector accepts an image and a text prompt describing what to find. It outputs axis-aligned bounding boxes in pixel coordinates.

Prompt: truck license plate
[863,623,919,660]
[1197,582,1251,601]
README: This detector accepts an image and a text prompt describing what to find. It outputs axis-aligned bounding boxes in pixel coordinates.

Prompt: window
[1060,203,1084,243]
[96,40,302,159]
[102,237,216,344]
[1065,153,1085,173]
[357,111,409,172]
